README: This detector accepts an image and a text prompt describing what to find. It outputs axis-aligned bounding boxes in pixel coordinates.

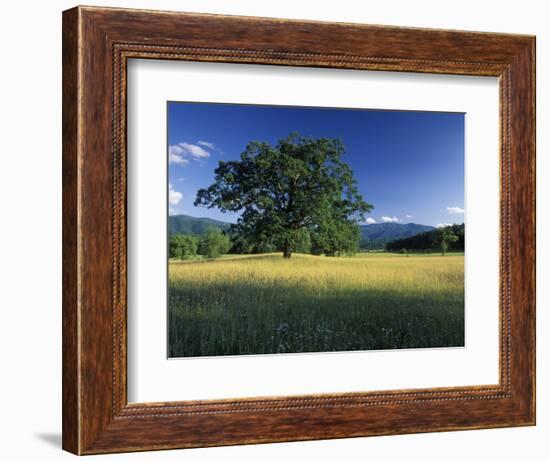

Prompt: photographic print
[167,102,465,358]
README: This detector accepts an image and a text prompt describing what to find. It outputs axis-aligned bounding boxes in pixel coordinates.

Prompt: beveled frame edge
[62,5,535,455]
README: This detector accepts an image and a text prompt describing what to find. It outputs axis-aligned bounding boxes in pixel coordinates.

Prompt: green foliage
[433,226,459,256]
[386,223,464,253]
[199,228,232,258]
[229,233,277,255]
[169,234,199,260]
[226,220,278,255]
[291,228,312,254]
[359,222,435,250]
[195,133,373,258]
[311,218,361,256]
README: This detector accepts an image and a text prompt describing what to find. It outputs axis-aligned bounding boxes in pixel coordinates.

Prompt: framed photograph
[62,6,535,455]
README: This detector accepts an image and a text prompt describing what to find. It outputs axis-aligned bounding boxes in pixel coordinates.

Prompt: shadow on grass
[168,281,464,358]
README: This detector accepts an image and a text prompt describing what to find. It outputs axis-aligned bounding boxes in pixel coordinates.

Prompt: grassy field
[168,253,464,357]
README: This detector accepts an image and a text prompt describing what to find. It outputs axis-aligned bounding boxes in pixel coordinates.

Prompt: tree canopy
[433,226,459,256]
[199,228,232,259]
[169,234,199,260]
[195,133,373,258]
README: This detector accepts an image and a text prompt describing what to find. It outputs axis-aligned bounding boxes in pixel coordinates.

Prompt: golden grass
[168,253,465,357]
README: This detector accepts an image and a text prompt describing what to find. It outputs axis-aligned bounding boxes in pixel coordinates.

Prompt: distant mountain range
[358,222,435,250]
[169,214,230,235]
[169,214,435,250]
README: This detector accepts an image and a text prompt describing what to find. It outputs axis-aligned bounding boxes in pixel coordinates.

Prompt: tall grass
[168,253,464,357]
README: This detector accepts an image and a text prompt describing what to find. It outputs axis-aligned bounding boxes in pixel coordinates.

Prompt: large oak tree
[195,133,373,258]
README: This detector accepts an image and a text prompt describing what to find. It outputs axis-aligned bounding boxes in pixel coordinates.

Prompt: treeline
[171,223,465,260]
[170,221,363,260]
[360,238,395,251]
[386,224,464,253]
[169,228,231,260]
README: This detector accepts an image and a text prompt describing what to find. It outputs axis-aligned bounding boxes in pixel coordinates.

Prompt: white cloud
[169,154,189,165]
[169,144,184,156]
[198,140,216,150]
[381,216,399,223]
[405,214,413,218]
[181,142,210,158]
[168,183,183,206]
[365,217,377,224]
[437,223,452,228]
[168,144,189,165]
[169,142,210,164]
[447,206,465,214]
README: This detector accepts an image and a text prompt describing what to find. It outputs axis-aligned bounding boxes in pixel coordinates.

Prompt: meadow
[168,252,464,357]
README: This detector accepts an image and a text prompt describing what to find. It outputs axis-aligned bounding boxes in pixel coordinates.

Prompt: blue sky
[168,102,464,228]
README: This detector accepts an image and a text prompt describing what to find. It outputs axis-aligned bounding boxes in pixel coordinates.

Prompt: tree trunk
[282,240,292,258]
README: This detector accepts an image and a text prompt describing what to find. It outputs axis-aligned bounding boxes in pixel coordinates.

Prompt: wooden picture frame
[62,5,535,455]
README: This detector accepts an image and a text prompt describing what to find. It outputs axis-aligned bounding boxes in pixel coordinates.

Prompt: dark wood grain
[62,7,80,454]
[62,5,536,455]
